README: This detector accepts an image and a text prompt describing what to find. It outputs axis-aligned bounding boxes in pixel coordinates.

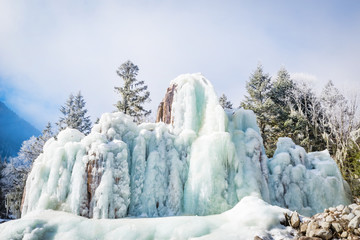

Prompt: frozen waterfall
[21,73,351,218]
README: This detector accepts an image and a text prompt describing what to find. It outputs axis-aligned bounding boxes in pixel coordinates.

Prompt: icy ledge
[0,196,295,240]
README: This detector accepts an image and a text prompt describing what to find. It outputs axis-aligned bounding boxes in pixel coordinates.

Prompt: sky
[0,0,360,130]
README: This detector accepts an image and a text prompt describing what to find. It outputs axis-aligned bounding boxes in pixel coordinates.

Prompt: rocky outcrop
[284,203,360,239]
[84,153,104,218]
[156,84,177,124]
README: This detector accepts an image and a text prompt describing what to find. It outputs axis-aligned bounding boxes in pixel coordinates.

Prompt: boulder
[314,228,332,240]
[331,222,343,233]
[291,211,300,228]
[325,215,335,222]
[319,221,330,230]
[343,206,351,214]
[345,213,356,221]
[354,210,360,216]
[348,216,360,229]
[300,222,309,234]
[298,237,322,240]
[336,205,345,212]
[328,207,336,212]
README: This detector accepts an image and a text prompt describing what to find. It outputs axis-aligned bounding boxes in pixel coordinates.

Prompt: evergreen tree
[219,93,233,109]
[114,60,151,123]
[269,67,294,108]
[241,64,273,154]
[57,92,92,134]
[266,67,296,155]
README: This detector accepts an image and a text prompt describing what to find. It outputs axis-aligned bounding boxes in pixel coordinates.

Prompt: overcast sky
[0,0,360,130]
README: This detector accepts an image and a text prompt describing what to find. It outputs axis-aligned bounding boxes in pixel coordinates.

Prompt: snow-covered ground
[0,196,296,240]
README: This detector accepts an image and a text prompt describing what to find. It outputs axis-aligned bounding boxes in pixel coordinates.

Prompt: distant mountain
[0,101,40,160]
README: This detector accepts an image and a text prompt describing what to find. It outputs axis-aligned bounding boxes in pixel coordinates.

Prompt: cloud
[0,0,359,129]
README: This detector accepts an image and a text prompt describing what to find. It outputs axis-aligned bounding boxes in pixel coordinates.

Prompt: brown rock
[337,205,345,212]
[331,222,343,233]
[254,236,262,240]
[291,211,300,228]
[156,84,177,124]
[298,237,322,240]
[281,212,291,226]
[325,215,335,222]
[329,207,336,212]
[314,228,332,240]
[349,216,360,229]
[343,206,351,214]
[319,221,331,230]
[307,220,320,235]
[340,231,348,238]
[349,204,360,211]
[300,222,309,234]
[346,213,356,221]
[355,210,360,216]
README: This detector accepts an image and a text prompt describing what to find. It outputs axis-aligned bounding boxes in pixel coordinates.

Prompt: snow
[16,73,352,237]
[1,196,295,240]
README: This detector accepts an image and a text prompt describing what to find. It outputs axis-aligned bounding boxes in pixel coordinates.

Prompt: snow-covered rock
[21,73,351,221]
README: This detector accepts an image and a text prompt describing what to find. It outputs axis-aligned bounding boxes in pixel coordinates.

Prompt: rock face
[156,83,177,124]
[85,154,104,218]
[285,202,360,239]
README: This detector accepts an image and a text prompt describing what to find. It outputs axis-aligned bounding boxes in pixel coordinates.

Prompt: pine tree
[241,64,272,154]
[219,93,233,109]
[266,67,296,155]
[114,60,151,123]
[57,92,92,134]
[74,93,92,134]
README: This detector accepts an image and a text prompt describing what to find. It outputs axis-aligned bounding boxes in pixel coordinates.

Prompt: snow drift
[21,73,351,220]
[1,196,295,240]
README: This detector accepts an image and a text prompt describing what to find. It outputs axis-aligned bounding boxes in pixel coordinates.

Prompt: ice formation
[21,73,351,220]
[268,138,351,216]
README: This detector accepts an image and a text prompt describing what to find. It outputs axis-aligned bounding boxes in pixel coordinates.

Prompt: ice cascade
[21,73,351,218]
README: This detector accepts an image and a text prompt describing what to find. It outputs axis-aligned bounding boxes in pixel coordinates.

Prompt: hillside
[0,101,40,159]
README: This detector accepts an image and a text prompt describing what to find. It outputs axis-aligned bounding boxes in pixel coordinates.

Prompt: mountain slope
[0,101,40,159]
